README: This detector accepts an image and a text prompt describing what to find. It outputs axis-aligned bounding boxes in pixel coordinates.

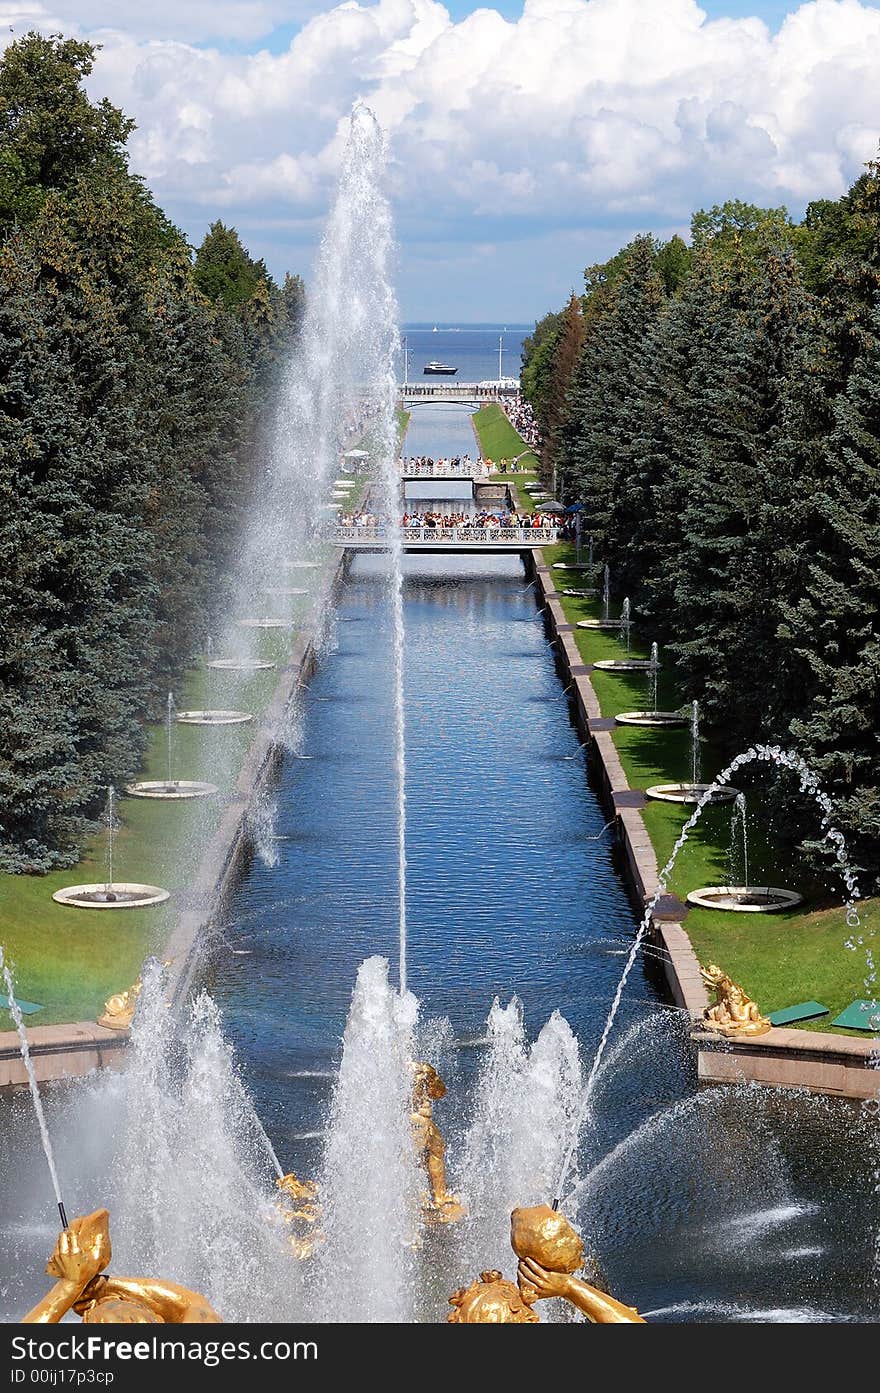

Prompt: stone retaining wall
[528,551,879,1101]
[0,551,350,1088]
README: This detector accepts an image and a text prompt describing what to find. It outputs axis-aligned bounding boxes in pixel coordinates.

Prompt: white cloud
[3,0,880,309]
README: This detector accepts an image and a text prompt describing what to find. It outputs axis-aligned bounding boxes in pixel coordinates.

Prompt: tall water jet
[648,642,660,713]
[602,564,611,622]
[456,998,582,1284]
[313,957,420,1321]
[0,944,67,1228]
[102,964,297,1321]
[730,793,750,888]
[621,597,632,652]
[691,700,701,788]
[233,104,408,990]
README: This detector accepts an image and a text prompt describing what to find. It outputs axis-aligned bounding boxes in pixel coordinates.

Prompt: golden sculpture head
[411,1061,446,1102]
[701,963,726,988]
[510,1204,584,1274]
[447,1271,539,1323]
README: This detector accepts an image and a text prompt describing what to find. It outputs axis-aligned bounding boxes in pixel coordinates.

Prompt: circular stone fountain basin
[594,659,657,672]
[646,782,739,804]
[333,480,356,487]
[263,587,309,597]
[563,588,598,597]
[237,618,292,629]
[176,709,254,725]
[207,659,275,672]
[686,885,803,913]
[52,883,170,909]
[552,563,592,571]
[615,710,688,727]
[125,780,219,799]
[283,560,321,569]
[577,618,625,630]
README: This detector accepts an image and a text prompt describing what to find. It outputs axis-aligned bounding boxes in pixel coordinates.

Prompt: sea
[397,323,532,385]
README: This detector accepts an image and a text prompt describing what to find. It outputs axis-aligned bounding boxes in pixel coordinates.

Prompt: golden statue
[98,981,141,1031]
[411,1062,465,1223]
[448,1205,645,1323]
[22,1210,222,1323]
[98,962,173,1030]
[700,963,771,1037]
[275,1173,323,1260]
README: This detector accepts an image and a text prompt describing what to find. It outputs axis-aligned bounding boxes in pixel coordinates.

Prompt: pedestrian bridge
[333,525,557,552]
[400,461,488,478]
[398,382,517,405]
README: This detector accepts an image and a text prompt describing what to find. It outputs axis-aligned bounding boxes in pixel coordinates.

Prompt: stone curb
[0,551,350,1087]
[529,549,880,1099]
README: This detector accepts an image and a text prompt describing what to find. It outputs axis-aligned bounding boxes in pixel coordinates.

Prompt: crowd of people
[336,508,556,530]
[399,452,532,474]
[503,393,540,449]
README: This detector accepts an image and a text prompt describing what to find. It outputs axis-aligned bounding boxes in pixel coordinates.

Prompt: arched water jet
[553,744,865,1209]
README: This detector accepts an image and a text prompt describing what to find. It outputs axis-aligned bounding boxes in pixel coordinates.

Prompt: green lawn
[471,403,542,513]
[0,584,319,1029]
[544,541,876,1036]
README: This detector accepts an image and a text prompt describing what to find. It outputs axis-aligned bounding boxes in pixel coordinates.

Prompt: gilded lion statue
[700,963,771,1036]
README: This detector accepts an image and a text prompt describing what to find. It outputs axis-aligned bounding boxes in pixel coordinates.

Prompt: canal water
[203,416,878,1322]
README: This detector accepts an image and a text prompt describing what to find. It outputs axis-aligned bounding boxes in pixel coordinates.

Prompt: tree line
[522,183,880,890]
[0,33,304,871]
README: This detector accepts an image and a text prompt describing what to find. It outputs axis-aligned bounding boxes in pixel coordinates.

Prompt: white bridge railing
[333,525,558,546]
[400,461,488,478]
[399,382,518,398]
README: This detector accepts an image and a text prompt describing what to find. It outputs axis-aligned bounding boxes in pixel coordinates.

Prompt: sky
[2,0,880,319]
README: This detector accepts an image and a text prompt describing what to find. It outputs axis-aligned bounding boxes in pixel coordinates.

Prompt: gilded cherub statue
[98,981,142,1031]
[700,963,771,1037]
[275,1172,323,1259]
[22,1209,221,1323]
[448,1204,644,1323]
[411,1061,465,1224]
[97,961,173,1031]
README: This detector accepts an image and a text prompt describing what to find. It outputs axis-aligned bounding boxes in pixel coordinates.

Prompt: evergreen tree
[783,299,880,884]
[661,247,816,747]
[193,222,272,310]
[560,237,666,548]
[0,32,133,233]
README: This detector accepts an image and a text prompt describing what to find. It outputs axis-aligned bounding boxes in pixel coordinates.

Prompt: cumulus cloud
[3,0,880,310]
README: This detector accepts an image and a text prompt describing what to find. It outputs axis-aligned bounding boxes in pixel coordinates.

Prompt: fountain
[53,788,170,909]
[647,701,738,803]
[237,617,294,630]
[206,658,275,672]
[577,592,631,633]
[126,693,218,800]
[0,943,68,1230]
[175,709,253,725]
[613,642,690,727]
[596,636,659,677]
[549,741,859,1221]
[686,793,803,912]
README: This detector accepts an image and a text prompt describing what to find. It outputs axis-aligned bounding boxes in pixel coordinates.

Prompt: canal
[205,408,877,1322]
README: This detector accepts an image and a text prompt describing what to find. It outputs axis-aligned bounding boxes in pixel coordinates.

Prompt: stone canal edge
[528,550,879,1101]
[0,551,351,1088]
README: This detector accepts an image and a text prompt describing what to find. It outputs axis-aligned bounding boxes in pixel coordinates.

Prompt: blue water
[206,530,877,1322]
[398,324,530,384]
[402,402,478,461]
